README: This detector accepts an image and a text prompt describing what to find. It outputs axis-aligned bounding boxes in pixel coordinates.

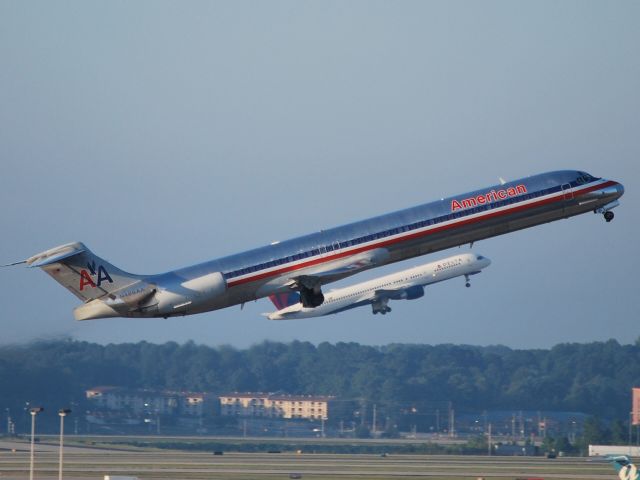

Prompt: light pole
[29,407,44,480]
[629,412,632,451]
[487,423,492,456]
[58,409,71,480]
[24,401,30,434]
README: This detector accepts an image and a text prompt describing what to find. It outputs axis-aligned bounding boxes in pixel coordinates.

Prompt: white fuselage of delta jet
[268,252,491,320]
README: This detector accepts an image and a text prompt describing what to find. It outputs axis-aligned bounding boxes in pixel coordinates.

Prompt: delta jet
[10,170,623,320]
[267,252,490,320]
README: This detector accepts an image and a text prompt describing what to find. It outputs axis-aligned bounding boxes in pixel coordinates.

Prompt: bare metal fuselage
[24,170,623,320]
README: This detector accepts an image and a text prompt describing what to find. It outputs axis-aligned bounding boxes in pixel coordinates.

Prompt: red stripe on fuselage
[227,180,617,288]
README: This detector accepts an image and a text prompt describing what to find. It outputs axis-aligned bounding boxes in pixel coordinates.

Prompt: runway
[0,439,617,479]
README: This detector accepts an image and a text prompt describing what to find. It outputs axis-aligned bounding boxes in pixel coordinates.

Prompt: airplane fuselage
[142,170,620,318]
[268,252,491,320]
[25,169,623,320]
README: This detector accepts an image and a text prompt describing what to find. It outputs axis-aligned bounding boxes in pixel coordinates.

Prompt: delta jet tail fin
[269,291,301,310]
[25,242,141,302]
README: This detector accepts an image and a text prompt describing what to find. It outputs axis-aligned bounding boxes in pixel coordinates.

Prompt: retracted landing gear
[465,274,471,288]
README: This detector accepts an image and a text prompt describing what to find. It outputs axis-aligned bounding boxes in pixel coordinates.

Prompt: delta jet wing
[369,285,428,314]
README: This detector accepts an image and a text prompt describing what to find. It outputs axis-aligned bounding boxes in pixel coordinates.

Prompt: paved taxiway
[0,439,619,479]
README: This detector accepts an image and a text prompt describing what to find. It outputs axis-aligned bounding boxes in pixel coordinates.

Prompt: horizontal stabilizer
[26,242,87,268]
[265,309,300,320]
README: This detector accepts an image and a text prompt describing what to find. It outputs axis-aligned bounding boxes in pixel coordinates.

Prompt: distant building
[219,392,334,420]
[182,393,208,417]
[589,445,640,457]
[85,386,212,417]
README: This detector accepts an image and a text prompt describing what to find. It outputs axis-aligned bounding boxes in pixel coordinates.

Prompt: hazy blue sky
[1,1,638,348]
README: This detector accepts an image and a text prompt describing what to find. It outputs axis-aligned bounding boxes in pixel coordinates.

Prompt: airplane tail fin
[268,291,301,310]
[607,455,638,479]
[26,242,140,302]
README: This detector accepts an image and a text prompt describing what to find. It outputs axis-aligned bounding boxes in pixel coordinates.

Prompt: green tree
[554,436,574,454]
[611,419,627,444]
[576,416,610,455]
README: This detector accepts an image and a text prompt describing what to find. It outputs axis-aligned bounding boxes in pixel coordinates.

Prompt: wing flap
[286,248,391,288]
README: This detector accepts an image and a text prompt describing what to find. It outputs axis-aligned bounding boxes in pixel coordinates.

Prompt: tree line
[0,338,638,428]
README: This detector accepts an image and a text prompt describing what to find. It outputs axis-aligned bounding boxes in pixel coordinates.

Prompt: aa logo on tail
[79,261,113,291]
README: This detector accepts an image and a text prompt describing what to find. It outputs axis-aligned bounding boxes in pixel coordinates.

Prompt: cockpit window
[576,171,600,184]
[476,255,485,260]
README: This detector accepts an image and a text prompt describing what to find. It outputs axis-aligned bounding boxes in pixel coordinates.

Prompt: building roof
[86,386,119,393]
[221,392,270,399]
[86,386,211,398]
[269,394,334,402]
[221,392,334,402]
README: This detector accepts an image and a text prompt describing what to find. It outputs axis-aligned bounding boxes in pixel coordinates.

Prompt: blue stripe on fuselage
[168,170,602,283]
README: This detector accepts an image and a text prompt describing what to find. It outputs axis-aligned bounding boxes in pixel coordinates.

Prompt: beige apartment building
[220,392,334,420]
[86,386,211,417]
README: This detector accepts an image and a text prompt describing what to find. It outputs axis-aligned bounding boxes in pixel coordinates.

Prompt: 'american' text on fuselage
[451,184,527,212]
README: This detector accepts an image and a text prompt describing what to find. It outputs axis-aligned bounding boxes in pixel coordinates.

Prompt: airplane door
[561,183,573,216]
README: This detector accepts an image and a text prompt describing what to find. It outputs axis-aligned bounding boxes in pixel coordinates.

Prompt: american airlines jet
[12,170,623,320]
[266,252,491,320]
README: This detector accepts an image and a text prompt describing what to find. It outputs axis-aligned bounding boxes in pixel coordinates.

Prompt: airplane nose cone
[616,182,625,198]
[475,255,491,268]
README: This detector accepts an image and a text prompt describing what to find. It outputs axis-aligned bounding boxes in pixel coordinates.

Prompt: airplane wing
[257,248,390,308]
[373,288,408,301]
[308,255,384,277]
[369,285,425,315]
[374,285,425,301]
[275,248,390,307]
[285,248,391,288]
